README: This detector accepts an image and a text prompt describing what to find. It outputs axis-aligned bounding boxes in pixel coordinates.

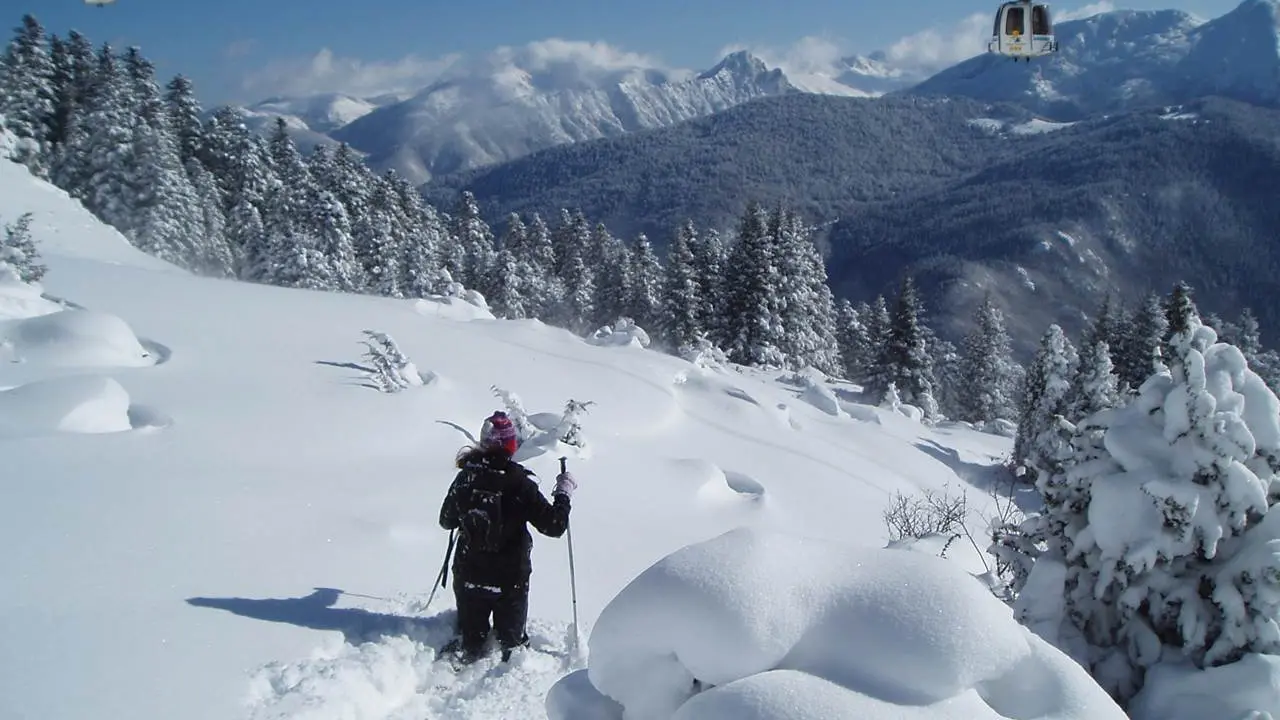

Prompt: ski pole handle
[559,456,567,474]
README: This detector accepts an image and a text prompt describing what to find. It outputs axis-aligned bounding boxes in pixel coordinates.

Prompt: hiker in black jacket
[438,410,575,663]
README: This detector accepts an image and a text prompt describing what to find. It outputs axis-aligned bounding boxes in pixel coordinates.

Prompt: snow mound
[412,294,495,321]
[239,602,579,720]
[798,376,844,417]
[1,308,156,367]
[1130,653,1280,720]
[696,468,767,507]
[588,318,652,348]
[0,374,133,435]
[551,527,1124,720]
[0,268,63,321]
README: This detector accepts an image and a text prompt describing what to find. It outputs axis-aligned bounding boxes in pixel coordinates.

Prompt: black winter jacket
[439,448,571,587]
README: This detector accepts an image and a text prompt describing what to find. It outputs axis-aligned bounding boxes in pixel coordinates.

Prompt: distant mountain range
[417,0,1280,356]
[906,0,1280,117]
[224,0,1280,357]
[228,44,924,183]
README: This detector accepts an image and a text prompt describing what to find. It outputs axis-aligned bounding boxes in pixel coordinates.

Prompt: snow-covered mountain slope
[907,0,1280,118]
[330,50,808,184]
[0,142,1027,719]
[228,105,343,152]
[906,8,1204,117]
[250,92,380,133]
[221,93,387,154]
[232,42,921,184]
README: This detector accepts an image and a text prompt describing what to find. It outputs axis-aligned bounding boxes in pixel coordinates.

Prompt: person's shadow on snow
[186,587,453,646]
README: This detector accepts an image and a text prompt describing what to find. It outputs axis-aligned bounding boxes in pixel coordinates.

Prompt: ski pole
[422,529,455,611]
[561,456,581,657]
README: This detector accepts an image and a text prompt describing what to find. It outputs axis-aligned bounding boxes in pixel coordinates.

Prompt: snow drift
[547,527,1126,719]
[1,308,156,367]
[0,374,133,436]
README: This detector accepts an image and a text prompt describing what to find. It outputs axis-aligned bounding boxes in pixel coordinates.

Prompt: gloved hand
[554,471,577,498]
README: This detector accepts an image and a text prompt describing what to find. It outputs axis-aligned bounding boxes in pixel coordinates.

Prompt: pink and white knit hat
[480,411,518,454]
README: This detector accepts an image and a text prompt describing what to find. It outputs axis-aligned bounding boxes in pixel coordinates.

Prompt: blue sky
[18,0,1242,105]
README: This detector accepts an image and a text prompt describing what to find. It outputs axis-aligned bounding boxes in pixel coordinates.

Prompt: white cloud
[880,12,991,73]
[240,39,678,101]
[720,1,1114,82]
[240,48,463,100]
[1056,1,1116,22]
[718,14,990,81]
[717,35,848,75]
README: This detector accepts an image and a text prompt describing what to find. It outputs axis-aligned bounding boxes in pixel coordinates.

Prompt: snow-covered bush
[359,330,422,393]
[546,527,1126,720]
[678,334,727,370]
[556,399,594,447]
[589,317,651,348]
[882,486,968,549]
[1010,313,1280,703]
[1,211,45,283]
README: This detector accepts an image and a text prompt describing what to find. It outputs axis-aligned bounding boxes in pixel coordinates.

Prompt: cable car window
[1032,6,1051,34]
[1005,7,1024,35]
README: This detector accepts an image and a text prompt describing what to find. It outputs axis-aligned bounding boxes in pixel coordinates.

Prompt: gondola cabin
[989,1,1058,60]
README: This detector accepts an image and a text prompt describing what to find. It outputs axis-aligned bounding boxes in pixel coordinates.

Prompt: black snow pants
[453,575,530,656]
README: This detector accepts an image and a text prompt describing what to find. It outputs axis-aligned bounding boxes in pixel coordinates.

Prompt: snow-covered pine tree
[723,202,786,367]
[627,233,663,332]
[499,213,527,255]
[397,185,449,299]
[489,245,531,319]
[351,175,404,296]
[590,223,631,326]
[1018,304,1280,704]
[1115,291,1167,395]
[546,210,595,332]
[45,33,73,153]
[1161,280,1197,356]
[450,191,496,296]
[858,296,893,397]
[688,224,728,348]
[513,213,562,320]
[259,117,328,288]
[661,220,703,352]
[0,211,45,282]
[185,158,235,276]
[877,276,938,418]
[0,14,56,174]
[1085,294,1124,367]
[1065,292,1123,422]
[1227,307,1280,393]
[163,74,204,169]
[1013,324,1078,483]
[121,47,203,269]
[55,43,135,232]
[834,299,861,380]
[560,252,596,333]
[306,188,364,292]
[772,208,840,374]
[931,335,965,422]
[556,399,595,448]
[360,330,421,389]
[956,294,1020,425]
[199,107,278,267]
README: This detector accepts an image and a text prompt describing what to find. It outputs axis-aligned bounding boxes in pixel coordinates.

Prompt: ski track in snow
[241,595,582,720]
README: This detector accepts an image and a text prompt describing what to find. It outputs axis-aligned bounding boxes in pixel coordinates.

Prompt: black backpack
[456,465,508,553]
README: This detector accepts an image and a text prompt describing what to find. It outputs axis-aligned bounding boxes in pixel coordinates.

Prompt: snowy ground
[1,152,1023,719]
